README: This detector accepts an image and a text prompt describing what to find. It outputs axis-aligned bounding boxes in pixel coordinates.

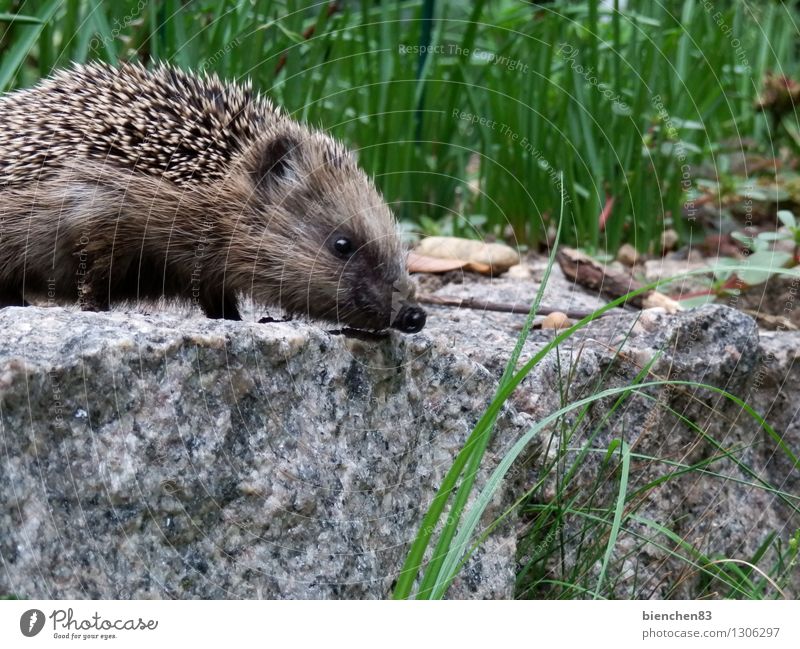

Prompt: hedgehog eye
[333,236,354,259]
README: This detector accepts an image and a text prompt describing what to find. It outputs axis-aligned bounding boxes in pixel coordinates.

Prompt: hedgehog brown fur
[0,61,426,333]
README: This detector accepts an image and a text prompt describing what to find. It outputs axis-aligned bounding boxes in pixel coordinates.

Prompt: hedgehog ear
[252,135,298,185]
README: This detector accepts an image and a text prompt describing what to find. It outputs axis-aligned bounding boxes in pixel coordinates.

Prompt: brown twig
[557,246,647,307]
[417,293,626,320]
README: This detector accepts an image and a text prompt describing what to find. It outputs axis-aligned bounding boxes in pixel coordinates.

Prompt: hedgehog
[0,61,426,333]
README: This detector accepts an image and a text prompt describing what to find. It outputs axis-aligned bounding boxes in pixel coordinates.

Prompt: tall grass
[1,1,796,253]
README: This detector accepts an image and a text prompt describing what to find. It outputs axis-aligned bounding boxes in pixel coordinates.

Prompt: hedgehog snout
[387,274,425,333]
[391,304,427,334]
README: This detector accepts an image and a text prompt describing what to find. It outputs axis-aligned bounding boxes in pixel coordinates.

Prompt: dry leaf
[414,236,520,273]
[406,251,491,275]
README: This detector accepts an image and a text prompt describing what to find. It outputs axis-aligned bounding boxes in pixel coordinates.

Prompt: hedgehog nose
[392,305,426,333]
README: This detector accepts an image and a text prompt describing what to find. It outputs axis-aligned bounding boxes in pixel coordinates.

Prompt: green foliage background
[1,0,796,252]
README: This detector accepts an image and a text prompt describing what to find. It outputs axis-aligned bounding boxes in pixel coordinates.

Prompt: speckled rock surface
[0,306,527,599]
[2,265,798,600]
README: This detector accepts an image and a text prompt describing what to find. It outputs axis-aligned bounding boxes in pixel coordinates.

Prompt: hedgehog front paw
[78,284,109,312]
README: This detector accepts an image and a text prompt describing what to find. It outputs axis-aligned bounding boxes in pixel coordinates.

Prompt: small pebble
[541,311,571,329]
[506,263,533,280]
[617,243,640,266]
[661,228,679,253]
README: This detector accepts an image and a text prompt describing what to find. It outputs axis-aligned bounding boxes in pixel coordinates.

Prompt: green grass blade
[594,439,631,598]
[0,0,61,92]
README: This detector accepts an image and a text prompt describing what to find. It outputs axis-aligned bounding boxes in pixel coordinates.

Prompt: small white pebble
[506,263,533,280]
[541,312,571,329]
